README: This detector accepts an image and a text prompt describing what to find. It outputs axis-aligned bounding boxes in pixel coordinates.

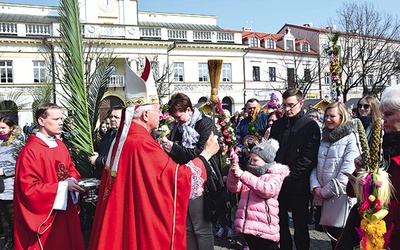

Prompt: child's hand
[230,147,239,164]
[230,163,244,178]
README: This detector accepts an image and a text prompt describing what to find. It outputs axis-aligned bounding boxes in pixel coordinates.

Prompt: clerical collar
[36,131,58,148]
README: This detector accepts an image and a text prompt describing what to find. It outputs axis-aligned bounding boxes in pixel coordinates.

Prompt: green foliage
[58,0,93,156]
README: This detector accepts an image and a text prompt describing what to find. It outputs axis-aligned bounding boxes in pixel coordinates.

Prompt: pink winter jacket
[227,163,290,242]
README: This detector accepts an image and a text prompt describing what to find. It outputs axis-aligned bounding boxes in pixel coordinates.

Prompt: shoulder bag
[319,178,356,228]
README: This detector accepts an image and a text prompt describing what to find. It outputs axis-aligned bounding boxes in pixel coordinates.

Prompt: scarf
[321,121,353,142]
[246,162,275,177]
[0,133,9,141]
[358,115,372,130]
[177,107,202,148]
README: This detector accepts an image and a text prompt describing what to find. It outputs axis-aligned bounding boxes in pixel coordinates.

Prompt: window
[173,62,184,82]
[266,38,274,49]
[286,40,294,51]
[395,52,400,69]
[324,72,331,85]
[368,74,374,86]
[252,66,260,81]
[250,37,258,48]
[221,63,231,82]
[151,61,159,81]
[0,61,13,83]
[304,69,311,82]
[269,67,276,81]
[198,63,208,82]
[287,68,295,87]
[301,42,309,52]
[348,76,353,86]
[33,61,46,83]
[387,76,391,86]
[344,47,353,63]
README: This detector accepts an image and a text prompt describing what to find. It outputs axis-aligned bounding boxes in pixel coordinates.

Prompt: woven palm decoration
[354,118,394,250]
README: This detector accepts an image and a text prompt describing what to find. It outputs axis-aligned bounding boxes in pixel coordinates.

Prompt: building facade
[1,1,399,128]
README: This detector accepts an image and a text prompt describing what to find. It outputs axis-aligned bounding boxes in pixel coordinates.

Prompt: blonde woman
[310,102,360,249]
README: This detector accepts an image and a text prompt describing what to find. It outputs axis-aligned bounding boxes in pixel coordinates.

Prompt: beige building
[0,0,247,127]
[2,1,398,128]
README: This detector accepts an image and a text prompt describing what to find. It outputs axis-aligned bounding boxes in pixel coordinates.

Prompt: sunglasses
[357,104,370,109]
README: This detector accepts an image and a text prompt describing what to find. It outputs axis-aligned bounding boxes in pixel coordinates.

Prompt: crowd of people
[0,85,399,250]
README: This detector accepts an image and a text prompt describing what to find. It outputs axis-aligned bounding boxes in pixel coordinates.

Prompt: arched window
[198,97,208,104]
[221,97,233,114]
[0,100,18,123]
[99,96,124,121]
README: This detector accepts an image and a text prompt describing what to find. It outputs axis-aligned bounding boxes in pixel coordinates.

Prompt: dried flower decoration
[354,118,394,250]
[215,98,236,149]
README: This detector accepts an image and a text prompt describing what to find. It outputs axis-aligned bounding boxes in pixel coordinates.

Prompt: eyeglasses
[357,104,370,109]
[282,101,300,109]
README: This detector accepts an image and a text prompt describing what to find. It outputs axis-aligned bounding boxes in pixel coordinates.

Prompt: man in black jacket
[89,105,124,179]
[269,88,321,250]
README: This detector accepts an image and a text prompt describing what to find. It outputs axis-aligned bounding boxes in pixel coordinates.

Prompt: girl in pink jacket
[228,139,290,250]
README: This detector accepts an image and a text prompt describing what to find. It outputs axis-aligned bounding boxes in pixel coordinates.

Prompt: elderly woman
[336,85,400,250]
[309,102,360,249]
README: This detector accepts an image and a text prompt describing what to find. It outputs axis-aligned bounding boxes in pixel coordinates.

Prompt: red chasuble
[13,136,85,250]
[89,123,206,250]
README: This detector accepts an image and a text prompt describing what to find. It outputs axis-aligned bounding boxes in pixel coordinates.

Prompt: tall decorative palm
[58,0,93,177]
[58,0,115,178]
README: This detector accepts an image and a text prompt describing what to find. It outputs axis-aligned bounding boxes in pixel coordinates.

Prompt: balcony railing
[193,31,211,41]
[26,24,51,36]
[217,32,234,42]
[108,75,125,87]
[139,27,161,38]
[168,29,187,40]
[0,20,240,44]
[0,23,17,35]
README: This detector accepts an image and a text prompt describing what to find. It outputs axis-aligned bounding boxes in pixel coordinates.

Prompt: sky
[3,0,399,33]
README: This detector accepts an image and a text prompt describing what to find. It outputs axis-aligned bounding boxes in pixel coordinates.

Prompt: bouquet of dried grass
[208,60,223,103]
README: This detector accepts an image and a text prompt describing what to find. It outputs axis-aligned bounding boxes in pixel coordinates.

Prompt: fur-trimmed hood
[322,121,354,143]
[1,125,23,146]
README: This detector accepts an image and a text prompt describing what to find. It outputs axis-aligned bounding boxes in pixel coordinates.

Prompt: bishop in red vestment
[89,104,219,250]
[13,103,85,250]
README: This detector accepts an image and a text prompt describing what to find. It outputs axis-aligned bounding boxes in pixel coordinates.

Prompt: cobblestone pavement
[2,219,332,250]
[213,220,332,250]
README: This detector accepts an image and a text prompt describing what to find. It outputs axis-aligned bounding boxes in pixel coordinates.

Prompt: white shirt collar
[36,131,58,148]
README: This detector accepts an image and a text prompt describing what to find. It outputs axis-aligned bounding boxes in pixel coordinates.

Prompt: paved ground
[2,218,332,250]
[213,220,332,250]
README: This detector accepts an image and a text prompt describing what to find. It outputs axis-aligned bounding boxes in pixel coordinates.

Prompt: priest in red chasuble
[89,59,220,250]
[13,103,85,250]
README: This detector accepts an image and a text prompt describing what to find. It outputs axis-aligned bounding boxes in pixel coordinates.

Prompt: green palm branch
[58,0,93,156]
[85,54,115,144]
